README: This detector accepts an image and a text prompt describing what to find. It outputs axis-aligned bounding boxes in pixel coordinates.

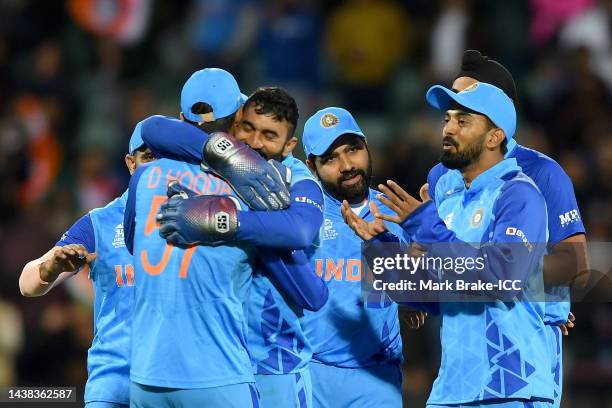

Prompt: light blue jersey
[424,158,553,405]
[303,188,403,369]
[428,144,585,325]
[428,145,585,407]
[58,193,133,406]
[302,188,404,408]
[126,158,256,390]
[248,154,323,408]
[248,154,322,376]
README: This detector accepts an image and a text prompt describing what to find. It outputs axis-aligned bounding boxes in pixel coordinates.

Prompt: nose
[247,132,264,150]
[443,119,458,138]
[338,155,354,173]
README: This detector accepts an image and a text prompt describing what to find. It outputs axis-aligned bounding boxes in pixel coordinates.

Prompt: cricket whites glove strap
[157,193,239,247]
[202,132,291,211]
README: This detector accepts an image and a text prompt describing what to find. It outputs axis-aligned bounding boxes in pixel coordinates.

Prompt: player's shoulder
[283,154,317,186]
[499,170,545,205]
[89,193,127,216]
[511,144,570,183]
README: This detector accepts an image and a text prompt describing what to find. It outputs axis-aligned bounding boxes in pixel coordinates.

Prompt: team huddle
[19,50,586,408]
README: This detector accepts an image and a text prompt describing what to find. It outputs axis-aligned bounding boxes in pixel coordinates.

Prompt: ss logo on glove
[215,212,231,233]
[212,138,233,155]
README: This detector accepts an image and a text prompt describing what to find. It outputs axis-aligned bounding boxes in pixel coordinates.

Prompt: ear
[125,154,136,175]
[179,112,185,122]
[487,128,506,151]
[234,105,244,124]
[306,158,319,179]
[282,136,298,157]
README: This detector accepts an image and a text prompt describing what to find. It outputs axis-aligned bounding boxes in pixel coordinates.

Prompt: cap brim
[309,130,365,157]
[240,93,248,104]
[426,85,465,111]
[129,142,145,155]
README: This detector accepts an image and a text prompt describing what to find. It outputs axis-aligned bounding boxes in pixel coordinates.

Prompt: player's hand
[166,180,197,199]
[40,244,96,282]
[558,312,576,336]
[400,307,427,329]
[202,132,291,211]
[374,180,430,224]
[341,201,387,241]
[419,183,431,202]
[157,194,239,247]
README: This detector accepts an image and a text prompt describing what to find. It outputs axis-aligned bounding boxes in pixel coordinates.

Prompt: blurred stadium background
[0,0,610,406]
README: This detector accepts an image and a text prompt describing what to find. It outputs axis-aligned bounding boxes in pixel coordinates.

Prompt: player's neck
[461,154,503,188]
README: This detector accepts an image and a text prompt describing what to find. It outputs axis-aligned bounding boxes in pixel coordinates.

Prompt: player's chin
[339,182,368,201]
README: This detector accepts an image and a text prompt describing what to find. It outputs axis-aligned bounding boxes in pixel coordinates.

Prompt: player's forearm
[141,115,207,163]
[236,180,324,249]
[260,249,328,311]
[408,206,542,298]
[543,234,589,286]
[20,258,52,297]
[237,204,322,249]
[20,249,76,297]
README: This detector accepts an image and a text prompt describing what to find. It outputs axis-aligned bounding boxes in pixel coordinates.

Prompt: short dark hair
[184,101,236,133]
[244,87,299,137]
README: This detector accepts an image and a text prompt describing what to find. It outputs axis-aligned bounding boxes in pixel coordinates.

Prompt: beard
[440,132,486,170]
[319,153,373,205]
[255,148,284,162]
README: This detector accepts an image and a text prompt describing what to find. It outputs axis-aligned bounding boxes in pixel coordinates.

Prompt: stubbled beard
[319,160,372,205]
[440,134,486,170]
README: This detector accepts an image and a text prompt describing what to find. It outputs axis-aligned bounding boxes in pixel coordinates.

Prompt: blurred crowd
[0,0,610,406]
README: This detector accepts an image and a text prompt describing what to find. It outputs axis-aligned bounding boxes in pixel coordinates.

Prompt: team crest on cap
[461,83,479,93]
[321,113,339,128]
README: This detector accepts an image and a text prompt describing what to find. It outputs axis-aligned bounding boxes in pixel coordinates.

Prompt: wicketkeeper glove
[157,193,240,247]
[202,132,291,211]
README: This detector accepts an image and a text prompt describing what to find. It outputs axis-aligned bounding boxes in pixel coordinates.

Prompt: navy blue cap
[302,107,365,157]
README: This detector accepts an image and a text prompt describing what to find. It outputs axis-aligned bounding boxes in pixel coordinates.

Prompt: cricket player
[19,123,156,408]
[300,107,406,408]
[123,69,293,407]
[138,86,328,408]
[426,50,587,407]
[367,82,554,407]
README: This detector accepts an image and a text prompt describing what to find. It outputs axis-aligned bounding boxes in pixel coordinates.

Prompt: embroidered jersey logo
[320,113,339,128]
[322,218,338,240]
[559,209,580,228]
[294,195,323,212]
[112,223,125,248]
[443,212,454,229]
[470,208,484,228]
[505,227,534,252]
[444,187,461,197]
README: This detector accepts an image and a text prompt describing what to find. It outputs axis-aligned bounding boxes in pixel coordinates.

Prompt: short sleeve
[56,214,95,253]
[534,162,585,244]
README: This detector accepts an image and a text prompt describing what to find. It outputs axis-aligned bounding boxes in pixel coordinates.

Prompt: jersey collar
[466,158,521,195]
